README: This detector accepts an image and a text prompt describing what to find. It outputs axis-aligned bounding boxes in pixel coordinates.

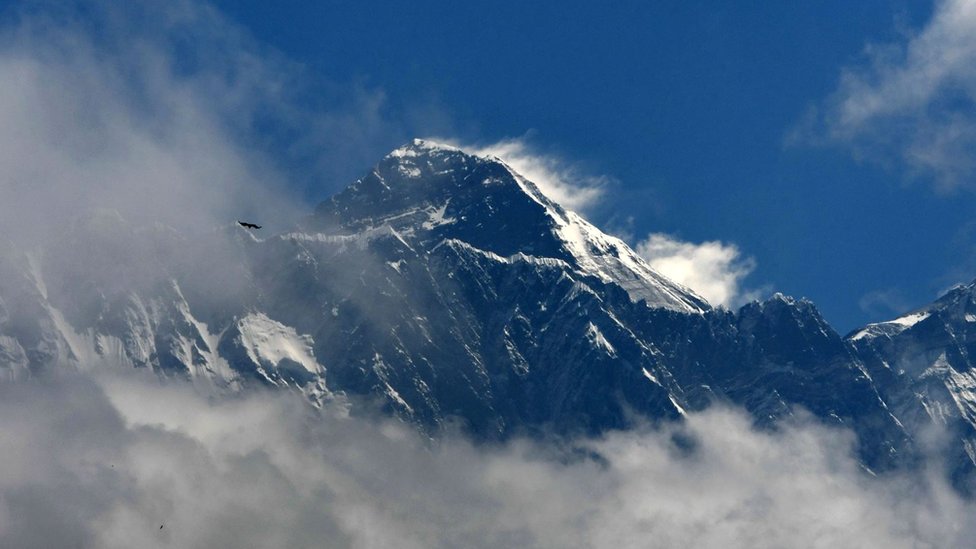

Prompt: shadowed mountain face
[1,139,974,486]
[849,284,976,490]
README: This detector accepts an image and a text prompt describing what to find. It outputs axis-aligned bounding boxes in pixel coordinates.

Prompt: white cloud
[858,288,912,319]
[0,370,971,549]
[0,0,416,247]
[804,0,976,188]
[441,136,609,212]
[636,233,761,308]
[0,2,296,244]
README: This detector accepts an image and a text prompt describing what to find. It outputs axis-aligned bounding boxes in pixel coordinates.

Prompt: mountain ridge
[1,139,974,490]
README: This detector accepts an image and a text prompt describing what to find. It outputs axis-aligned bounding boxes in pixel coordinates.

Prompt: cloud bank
[0,0,421,246]
[0,371,971,549]
[440,136,609,213]
[636,233,761,308]
[799,0,976,189]
[0,0,297,243]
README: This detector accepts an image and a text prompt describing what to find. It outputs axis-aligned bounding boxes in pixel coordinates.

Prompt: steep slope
[849,281,976,487]
[311,139,710,313]
[274,141,910,468]
[0,213,330,403]
[0,139,946,478]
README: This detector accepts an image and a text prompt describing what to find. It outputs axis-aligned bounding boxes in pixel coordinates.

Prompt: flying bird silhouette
[237,221,262,230]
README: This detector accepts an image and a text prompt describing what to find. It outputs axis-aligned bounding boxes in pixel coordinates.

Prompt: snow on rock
[481,156,708,312]
[586,322,617,357]
[0,335,28,379]
[421,200,455,230]
[386,138,462,159]
[554,211,709,313]
[236,312,323,376]
[335,140,711,314]
[849,311,931,341]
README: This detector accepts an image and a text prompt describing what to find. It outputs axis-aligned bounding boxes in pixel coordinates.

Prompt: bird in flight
[238,221,262,230]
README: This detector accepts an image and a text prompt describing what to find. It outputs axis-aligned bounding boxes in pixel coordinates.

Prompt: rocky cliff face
[849,283,976,487]
[1,139,972,486]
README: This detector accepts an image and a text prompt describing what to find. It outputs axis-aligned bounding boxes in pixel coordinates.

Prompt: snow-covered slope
[312,139,709,313]
[848,281,976,484]
[288,141,913,468]
[6,139,976,487]
[0,217,328,401]
[849,311,932,341]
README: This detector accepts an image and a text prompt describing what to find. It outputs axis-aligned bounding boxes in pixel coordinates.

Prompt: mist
[0,0,436,249]
[0,370,968,549]
[1,3,974,548]
[0,0,428,361]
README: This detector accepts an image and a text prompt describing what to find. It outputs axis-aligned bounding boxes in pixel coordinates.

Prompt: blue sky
[206,0,975,331]
[6,0,975,332]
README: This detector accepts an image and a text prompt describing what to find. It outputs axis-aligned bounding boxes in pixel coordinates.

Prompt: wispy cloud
[0,370,970,548]
[635,233,762,308]
[448,138,766,310]
[794,0,976,189]
[440,136,609,213]
[0,0,419,246]
[858,288,912,319]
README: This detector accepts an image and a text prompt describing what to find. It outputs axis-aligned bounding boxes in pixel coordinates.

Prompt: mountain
[848,282,976,487]
[310,140,709,313]
[0,139,973,487]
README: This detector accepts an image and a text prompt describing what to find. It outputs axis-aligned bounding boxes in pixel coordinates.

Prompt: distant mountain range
[2,139,974,491]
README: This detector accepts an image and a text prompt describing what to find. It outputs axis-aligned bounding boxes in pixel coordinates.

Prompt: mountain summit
[312,139,709,313]
[1,140,975,489]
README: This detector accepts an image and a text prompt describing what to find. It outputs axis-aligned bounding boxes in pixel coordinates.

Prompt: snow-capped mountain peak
[311,140,709,313]
[848,279,976,342]
[386,138,463,158]
[9,139,976,489]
